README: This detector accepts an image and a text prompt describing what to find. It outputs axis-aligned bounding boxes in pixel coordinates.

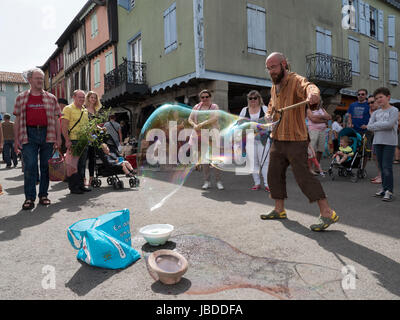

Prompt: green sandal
[260,210,287,220]
[310,211,339,232]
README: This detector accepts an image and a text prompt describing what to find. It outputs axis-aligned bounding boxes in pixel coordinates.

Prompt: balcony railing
[306,53,352,88]
[104,59,147,93]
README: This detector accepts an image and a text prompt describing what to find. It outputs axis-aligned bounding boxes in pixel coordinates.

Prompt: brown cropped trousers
[267,140,326,202]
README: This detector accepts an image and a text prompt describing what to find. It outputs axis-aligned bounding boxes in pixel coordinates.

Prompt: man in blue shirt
[347,89,370,134]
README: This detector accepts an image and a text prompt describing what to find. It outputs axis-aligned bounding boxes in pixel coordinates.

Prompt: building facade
[50,0,399,136]
[0,72,29,119]
[42,47,66,100]
[85,0,119,98]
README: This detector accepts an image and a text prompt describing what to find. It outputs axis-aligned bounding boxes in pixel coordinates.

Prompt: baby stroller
[327,127,367,183]
[91,143,140,190]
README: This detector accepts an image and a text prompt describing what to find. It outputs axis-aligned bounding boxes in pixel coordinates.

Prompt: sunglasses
[357,93,366,96]
[248,97,259,101]
[200,96,210,99]
[369,101,375,104]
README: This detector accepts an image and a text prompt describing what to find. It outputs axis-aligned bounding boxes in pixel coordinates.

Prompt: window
[389,51,398,85]
[349,37,360,75]
[69,34,77,53]
[348,1,383,41]
[129,36,143,83]
[105,50,114,74]
[74,72,79,90]
[0,96,6,113]
[369,7,377,38]
[388,15,396,47]
[91,12,99,38]
[164,3,177,54]
[94,59,101,88]
[369,44,378,80]
[81,66,86,91]
[130,36,142,62]
[247,4,266,55]
[14,84,23,93]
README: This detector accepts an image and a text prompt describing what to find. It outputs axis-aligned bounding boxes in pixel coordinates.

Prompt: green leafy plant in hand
[71,108,112,156]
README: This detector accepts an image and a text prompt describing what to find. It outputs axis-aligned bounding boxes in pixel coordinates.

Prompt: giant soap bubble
[137,103,277,212]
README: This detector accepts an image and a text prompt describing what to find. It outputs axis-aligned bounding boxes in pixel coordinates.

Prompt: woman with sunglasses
[239,90,270,191]
[188,89,224,190]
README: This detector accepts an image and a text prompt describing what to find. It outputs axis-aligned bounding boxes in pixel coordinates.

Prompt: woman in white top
[239,90,270,191]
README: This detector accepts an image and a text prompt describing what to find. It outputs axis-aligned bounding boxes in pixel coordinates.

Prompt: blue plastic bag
[67,209,141,269]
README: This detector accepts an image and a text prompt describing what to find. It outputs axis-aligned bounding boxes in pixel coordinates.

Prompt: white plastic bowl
[139,224,174,246]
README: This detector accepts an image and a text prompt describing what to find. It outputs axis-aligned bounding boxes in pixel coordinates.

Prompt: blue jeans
[22,127,54,200]
[374,144,396,193]
[3,140,18,167]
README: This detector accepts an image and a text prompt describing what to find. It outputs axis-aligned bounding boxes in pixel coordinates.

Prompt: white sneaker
[216,181,224,190]
[382,190,393,202]
[202,181,210,190]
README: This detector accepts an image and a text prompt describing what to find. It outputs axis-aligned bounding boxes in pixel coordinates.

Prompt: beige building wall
[117,0,196,88]
[203,0,343,81]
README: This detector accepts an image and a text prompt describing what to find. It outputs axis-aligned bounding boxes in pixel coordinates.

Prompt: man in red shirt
[13,68,61,210]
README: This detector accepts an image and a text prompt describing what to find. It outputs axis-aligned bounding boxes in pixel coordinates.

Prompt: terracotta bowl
[147,249,188,285]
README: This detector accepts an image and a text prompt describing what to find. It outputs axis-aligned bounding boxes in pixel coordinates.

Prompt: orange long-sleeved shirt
[267,72,320,141]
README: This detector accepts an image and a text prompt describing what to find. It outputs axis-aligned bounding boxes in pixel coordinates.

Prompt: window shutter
[388,15,396,47]
[164,3,177,54]
[365,3,370,37]
[94,60,100,88]
[316,27,332,55]
[349,37,360,74]
[257,8,266,53]
[105,51,114,74]
[358,0,366,34]
[171,5,177,48]
[378,10,384,42]
[369,45,378,79]
[247,6,256,53]
[247,4,266,55]
[389,51,398,84]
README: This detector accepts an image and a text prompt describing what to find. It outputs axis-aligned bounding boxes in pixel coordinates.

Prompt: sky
[0,0,86,73]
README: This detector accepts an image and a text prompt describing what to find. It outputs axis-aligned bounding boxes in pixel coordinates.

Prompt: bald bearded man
[260,52,339,232]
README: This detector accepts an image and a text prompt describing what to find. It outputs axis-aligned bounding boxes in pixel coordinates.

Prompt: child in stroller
[328,127,367,182]
[101,143,136,177]
[332,136,354,165]
[90,143,139,189]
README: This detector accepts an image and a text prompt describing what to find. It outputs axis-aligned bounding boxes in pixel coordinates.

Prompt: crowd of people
[0,68,132,209]
[0,55,399,229]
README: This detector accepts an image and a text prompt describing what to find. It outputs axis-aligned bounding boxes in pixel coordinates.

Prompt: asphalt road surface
[0,158,399,300]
